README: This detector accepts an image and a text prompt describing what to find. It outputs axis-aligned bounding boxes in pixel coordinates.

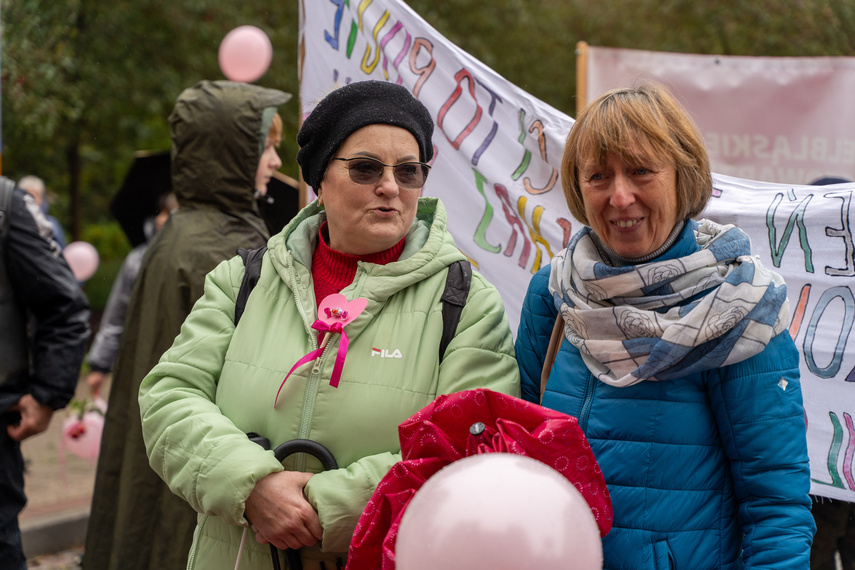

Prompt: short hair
[18,175,46,201]
[561,83,712,225]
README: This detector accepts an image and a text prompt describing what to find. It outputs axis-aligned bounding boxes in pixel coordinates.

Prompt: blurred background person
[83,80,290,570]
[0,176,90,570]
[516,83,814,568]
[85,191,177,396]
[17,175,67,250]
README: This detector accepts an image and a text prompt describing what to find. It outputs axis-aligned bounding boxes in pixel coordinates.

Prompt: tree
[3,0,854,241]
[2,0,300,239]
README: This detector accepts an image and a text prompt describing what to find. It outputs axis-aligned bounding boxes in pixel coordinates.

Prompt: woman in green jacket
[139,81,520,570]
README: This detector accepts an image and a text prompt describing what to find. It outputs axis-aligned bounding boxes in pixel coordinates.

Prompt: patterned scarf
[548,219,790,387]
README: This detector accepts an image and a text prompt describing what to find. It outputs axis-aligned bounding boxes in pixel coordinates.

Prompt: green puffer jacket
[139,197,520,570]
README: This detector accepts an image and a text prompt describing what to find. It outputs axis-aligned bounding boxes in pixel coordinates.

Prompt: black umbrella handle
[273,439,338,570]
[273,439,338,471]
[246,435,338,570]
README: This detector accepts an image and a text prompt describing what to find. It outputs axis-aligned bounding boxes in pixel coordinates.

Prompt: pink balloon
[63,241,100,281]
[61,411,104,461]
[396,453,603,570]
[218,25,273,83]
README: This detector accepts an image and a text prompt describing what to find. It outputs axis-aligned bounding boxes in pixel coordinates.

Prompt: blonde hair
[269,112,283,146]
[561,83,712,225]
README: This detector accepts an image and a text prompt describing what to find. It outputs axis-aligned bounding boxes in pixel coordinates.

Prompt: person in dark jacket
[0,177,90,570]
[85,192,177,395]
[515,83,815,568]
[83,80,290,570]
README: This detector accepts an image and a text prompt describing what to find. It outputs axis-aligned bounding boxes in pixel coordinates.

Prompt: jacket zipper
[579,372,597,433]
[289,255,332,472]
[294,342,333,472]
[187,514,206,568]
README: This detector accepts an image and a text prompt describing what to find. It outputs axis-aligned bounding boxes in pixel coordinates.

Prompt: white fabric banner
[585,46,855,185]
[300,0,855,501]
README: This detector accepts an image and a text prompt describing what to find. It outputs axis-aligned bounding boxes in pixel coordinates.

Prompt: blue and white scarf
[548,219,790,387]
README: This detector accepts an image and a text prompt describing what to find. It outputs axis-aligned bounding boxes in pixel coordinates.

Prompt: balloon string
[234,527,248,570]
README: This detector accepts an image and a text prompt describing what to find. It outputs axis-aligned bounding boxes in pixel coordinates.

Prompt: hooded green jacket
[139,198,520,570]
[84,80,290,570]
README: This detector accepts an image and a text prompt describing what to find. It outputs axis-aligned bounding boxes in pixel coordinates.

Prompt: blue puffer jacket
[515,225,814,570]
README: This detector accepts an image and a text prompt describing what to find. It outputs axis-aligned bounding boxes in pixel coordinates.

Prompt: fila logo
[371,348,403,358]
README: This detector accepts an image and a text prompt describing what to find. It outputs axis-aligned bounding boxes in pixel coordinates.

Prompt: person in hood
[138,80,520,570]
[515,83,814,568]
[83,80,290,570]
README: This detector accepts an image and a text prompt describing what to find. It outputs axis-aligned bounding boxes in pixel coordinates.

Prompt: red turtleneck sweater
[311,222,405,307]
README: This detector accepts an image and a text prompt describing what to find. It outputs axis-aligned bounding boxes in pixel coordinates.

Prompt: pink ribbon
[274,320,350,407]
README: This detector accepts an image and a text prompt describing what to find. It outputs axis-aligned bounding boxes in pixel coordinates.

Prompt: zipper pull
[311,332,332,374]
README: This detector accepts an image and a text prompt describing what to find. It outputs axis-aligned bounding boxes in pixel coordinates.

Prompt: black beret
[297,81,434,190]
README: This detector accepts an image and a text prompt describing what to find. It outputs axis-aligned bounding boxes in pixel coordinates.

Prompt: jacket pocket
[652,538,675,570]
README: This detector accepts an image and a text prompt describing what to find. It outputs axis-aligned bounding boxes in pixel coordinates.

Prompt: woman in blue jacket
[515,83,814,569]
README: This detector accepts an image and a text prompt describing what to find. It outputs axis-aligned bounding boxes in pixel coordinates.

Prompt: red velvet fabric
[346,389,613,570]
[311,222,405,308]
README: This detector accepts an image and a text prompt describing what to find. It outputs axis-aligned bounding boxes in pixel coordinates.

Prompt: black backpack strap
[234,246,268,326]
[439,259,472,363]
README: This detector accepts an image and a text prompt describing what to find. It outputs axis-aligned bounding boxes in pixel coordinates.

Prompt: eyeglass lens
[338,158,429,189]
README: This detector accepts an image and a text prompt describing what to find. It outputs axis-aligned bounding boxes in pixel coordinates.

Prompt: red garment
[346,389,613,570]
[311,222,404,307]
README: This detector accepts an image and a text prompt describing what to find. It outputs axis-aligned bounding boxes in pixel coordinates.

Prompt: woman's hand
[244,470,323,550]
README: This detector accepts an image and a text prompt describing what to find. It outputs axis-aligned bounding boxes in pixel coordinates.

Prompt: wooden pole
[576,41,589,116]
[297,0,310,209]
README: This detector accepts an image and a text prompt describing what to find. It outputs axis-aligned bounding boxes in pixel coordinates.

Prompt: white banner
[299,0,574,338]
[300,0,855,501]
[585,46,855,185]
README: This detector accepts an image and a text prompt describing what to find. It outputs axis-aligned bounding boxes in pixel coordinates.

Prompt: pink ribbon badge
[274,294,367,407]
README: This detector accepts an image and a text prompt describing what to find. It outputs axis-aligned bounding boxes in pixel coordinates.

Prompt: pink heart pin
[318,294,367,328]
[274,293,369,405]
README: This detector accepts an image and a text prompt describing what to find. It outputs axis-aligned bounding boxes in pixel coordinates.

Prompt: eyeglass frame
[331,156,431,189]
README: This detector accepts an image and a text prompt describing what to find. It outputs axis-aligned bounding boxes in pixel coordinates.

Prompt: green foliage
[79,221,132,311]
[2,0,300,236]
[405,0,855,117]
[3,0,855,246]
[81,220,131,263]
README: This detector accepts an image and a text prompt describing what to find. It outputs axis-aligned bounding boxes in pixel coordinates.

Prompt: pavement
[18,376,106,569]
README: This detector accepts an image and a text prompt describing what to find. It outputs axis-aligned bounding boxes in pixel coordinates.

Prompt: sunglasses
[332,157,430,189]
